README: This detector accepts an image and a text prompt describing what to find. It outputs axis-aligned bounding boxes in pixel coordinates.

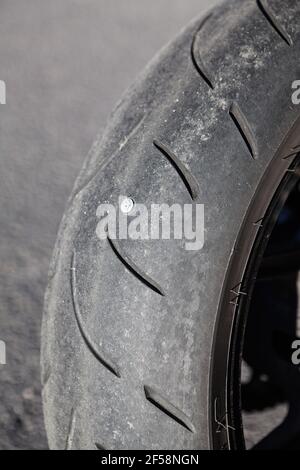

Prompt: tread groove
[71,252,121,378]
[257,0,292,46]
[108,237,165,296]
[144,385,195,433]
[74,113,145,198]
[95,442,106,450]
[153,140,199,200]
[191,14,214,89]
[229,102,258,159]
[66,408,76,450]
[41,366,52,390]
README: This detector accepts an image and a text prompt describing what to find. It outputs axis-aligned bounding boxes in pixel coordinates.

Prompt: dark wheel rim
[211,116,300,450]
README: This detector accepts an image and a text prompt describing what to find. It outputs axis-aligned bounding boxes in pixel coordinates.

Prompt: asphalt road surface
[0,0,219,450]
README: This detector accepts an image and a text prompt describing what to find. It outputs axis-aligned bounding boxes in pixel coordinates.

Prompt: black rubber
[41,0,300,450]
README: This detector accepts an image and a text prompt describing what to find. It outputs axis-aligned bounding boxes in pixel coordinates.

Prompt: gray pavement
[0,0,215,449]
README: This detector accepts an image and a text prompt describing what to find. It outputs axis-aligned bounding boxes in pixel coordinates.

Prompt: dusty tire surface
[42,0,300,450]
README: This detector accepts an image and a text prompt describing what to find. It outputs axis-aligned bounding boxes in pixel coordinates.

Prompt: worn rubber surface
[42,0,300,450]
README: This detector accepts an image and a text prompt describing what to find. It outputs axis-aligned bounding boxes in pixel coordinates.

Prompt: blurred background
[0,0,217,450]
